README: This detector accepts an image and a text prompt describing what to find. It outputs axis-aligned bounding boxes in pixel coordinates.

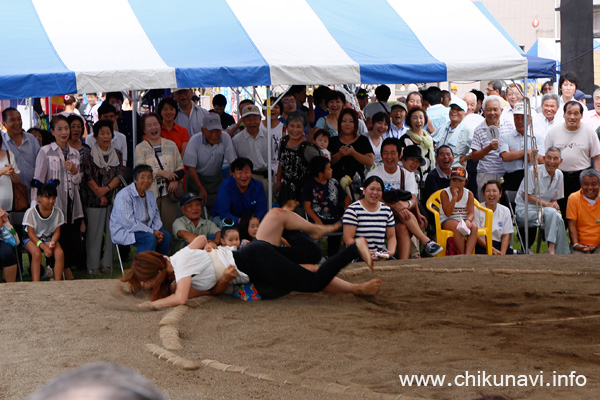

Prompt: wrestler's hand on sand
[138,301,157,310]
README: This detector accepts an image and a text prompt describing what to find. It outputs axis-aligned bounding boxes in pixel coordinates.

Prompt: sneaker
[88,268,100,276]
[424,240,443,256]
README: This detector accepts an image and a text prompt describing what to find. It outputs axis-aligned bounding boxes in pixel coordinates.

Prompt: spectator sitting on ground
[110,164,172,256]
[210,94,236,129]
[172,193,220,253]
[514,147,569,254]
[212,157,267,224]
[366,140,442,258]
[302,156,350,257]
[422,145,454,206]
[567,168,600,253]
[475,180,515,255]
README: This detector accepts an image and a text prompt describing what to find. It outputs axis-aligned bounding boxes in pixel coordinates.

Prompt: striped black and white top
[342,200,395,252]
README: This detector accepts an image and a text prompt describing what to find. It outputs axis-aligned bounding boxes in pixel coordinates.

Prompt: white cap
[513,102,525,115]
[241,105,261,118]
[449,98,468,112]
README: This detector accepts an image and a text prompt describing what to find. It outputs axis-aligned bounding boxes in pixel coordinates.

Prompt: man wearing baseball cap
[171,192,220,253]
[499,102,544,191]
[385,102,408,139]
[184,113,237,198]
[231,104,271,193]
[431,98,471,167]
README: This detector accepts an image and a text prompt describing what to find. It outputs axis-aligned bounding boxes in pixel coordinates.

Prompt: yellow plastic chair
[425,189,493,257]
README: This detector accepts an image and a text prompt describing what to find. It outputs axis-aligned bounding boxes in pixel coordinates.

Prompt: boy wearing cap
[184,114,237,197]
[172,193,220,253]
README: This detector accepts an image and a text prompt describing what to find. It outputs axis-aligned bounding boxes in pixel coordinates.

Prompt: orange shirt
[161,123,189,153]
[566,190,600,246]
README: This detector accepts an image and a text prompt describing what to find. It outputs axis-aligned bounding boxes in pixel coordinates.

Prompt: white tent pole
[266,87,272,210]
[523,76,529,251]
[132,90,139,166]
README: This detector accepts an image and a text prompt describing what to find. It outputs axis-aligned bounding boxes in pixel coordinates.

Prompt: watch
[407,200,413,209]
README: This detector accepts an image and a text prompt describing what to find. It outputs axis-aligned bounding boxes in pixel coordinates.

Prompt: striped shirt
[471,120,512,174]
[342,200,395,252]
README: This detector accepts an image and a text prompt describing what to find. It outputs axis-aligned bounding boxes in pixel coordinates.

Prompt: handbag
[6,152,29,211]
[149,141,185,202]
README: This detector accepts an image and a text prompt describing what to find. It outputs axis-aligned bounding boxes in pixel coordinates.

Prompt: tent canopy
[0,0,528,100]
[473,1,556,79]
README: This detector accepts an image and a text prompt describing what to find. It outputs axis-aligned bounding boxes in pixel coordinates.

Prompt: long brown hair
[120,251,174,301]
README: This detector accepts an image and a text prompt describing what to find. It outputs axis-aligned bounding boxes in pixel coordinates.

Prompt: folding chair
[425,189,494,257]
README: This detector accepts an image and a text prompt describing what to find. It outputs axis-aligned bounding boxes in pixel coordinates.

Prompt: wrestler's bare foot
[309,221,342,240]
[282,200,299,211]
[354,278,382,296]
[355,237,374,272]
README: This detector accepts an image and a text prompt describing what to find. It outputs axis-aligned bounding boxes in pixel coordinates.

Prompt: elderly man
[184,114,237,197]
[232,105,271,191]
[212,157,267,224]
[499,103,544,191]
[422,145,454,204]
[110,164,171,255]
[366,139,442,258]
[1,107,40,198]
[500,83,526,130]
[405,91,423,111]
[567,169,600,253]
[533,93,563,147]
[469,95,512,198]
[171,192,220,253]
[431,98,470,163]
[545,100,600,217]
[173,88,209,137]
[486,80,502,97]
[514,147,569,254]
[583,88,600,131]
[384,102,408,139]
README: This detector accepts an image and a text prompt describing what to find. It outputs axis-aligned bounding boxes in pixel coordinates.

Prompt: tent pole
[523,76,529,251]
[132,90,139,166]
[266,87,272,210]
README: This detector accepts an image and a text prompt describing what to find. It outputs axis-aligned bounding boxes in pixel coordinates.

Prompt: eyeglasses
[282,99,296,104]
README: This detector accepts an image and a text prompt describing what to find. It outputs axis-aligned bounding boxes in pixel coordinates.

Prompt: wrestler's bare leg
[256,208,341,246]
[300,264,382,296]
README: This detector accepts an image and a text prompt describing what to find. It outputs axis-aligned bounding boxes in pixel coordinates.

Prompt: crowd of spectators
[2,75,600,283]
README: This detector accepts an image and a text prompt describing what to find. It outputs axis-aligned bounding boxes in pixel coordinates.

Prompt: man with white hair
[469,95,513,198]
[583,88,600,131]
[533,93,563,147]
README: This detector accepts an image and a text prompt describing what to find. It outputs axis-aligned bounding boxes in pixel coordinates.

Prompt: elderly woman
[110,164,172,256]
[328,108,374,183]
[157,97,189,158]
[399,108,435,178]
[136,113,185,235]
[67,114,90,159]
[33,114,84,278]
[81,120,125,274]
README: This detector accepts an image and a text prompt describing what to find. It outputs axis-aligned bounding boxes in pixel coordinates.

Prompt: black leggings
[233,240,359,300]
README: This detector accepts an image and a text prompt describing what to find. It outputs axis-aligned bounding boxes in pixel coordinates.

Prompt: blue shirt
[498,130,540,173]
[110,183,162,245]
[212,176,267,222]
[1,130,40,197]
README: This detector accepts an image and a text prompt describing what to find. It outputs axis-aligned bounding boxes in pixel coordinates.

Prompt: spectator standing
[211,94,236,129]
[157,97,189,158]
[173,88,209,137]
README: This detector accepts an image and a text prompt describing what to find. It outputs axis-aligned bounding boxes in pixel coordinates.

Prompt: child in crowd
[302,156,350,256]
[239,214,259,246]
[313,129,331,160]
[23,180,72,281]
[220,219,241,250]
[439,167,478,255]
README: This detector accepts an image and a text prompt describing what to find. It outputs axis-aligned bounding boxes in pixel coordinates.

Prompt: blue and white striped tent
[0,0,529,100]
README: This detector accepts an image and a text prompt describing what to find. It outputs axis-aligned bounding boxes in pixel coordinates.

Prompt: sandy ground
[1,254,599,400]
